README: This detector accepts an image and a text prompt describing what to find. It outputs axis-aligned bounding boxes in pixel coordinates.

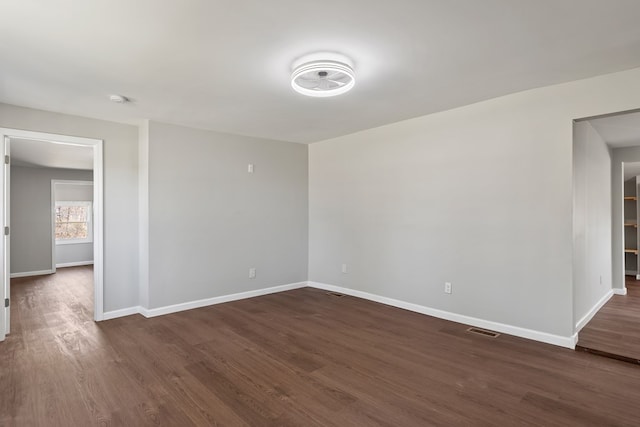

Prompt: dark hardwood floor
[577,276,640,364]
[2,268,640,425]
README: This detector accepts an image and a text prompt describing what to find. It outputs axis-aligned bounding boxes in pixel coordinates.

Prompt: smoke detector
[109,94,129,103]
[291,53,355,98]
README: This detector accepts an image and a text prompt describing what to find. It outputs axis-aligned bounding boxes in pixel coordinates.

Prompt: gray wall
[11,167,92,274]
[0,103,139,312]
[145,121,308,308]
[309,67,640,339]
[612,146,640,290]
[55,181,94,266]
[572,121,611,328]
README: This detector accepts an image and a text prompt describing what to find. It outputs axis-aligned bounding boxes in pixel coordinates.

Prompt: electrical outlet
[444,282,452,294]
[248,164,254,173]
[249,268,256,279]
[341,264,348,274]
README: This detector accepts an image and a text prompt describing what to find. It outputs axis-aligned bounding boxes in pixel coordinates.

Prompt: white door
[1,136,9,340]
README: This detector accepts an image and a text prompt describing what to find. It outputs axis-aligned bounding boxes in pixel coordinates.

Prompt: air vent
[467,327,500,338]
[326,292,345,298]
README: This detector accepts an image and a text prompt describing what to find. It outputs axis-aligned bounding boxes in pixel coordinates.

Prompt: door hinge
[4,298,8,308]
[3,226,8,236]
[4,155,9,165]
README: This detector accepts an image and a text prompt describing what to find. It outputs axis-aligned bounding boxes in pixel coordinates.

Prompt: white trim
[2,136,10,338]
[307,281,577,349]
[10,269,54,278]
[0,128,104,323]
[101,282,309,320]
[56,261,94,268]
[52,181,94,186]
[92,140,104,321]
[55,239,93,246]
[50,180,56,274]
[613,287,628,295]
[103,306,141,320]
[574,290,613,332]
[570,333,579,348]
[70,279,579,350]
[138,122,150,309]
[139,282,308,318]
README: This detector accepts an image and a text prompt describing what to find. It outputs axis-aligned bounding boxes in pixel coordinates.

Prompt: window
[55,201,93,244]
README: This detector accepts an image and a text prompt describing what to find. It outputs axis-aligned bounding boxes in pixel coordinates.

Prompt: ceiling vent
[291,53,355,98]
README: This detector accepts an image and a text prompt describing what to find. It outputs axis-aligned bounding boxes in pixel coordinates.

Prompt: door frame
[0,128,104,341]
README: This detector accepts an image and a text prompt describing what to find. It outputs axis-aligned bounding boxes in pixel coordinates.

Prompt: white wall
[10,167,93,274]
[0,103,138,311]
[144,121,308,309]
[572,121,611,329]
[309,67,640,340]
[55,181,94,267]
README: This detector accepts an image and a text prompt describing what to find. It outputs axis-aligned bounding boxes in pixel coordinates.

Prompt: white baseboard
[101,281,309,321]
[575,290,613,332]
[613,287,628,296]
[10,269,54,278]
[95,280,579,349]
[140,281,308,318]
[308,281,577,349]
[103,306,141,320]
[56,261,94,268]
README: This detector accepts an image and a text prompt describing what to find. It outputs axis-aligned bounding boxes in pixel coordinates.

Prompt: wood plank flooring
[577,276,640,364]
[2,267,640,426]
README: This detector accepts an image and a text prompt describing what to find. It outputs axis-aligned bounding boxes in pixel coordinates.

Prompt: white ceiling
[10,138,93,170]
[589,111,640,148]
[2,1,640,143]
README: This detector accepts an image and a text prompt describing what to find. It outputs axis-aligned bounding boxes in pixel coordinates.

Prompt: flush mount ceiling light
[291,53,355,98]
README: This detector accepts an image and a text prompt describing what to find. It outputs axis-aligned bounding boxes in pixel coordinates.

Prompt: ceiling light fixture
[291,53,355,98]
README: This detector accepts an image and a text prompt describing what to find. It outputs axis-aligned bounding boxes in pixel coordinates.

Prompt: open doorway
[573,110,640,363]
[0,129,103,341]
[621,162,640,281]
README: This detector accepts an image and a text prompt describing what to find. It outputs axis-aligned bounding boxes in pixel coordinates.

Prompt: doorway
[621,162,640,281]
[0,128,104,341]
[573,110,640,362]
